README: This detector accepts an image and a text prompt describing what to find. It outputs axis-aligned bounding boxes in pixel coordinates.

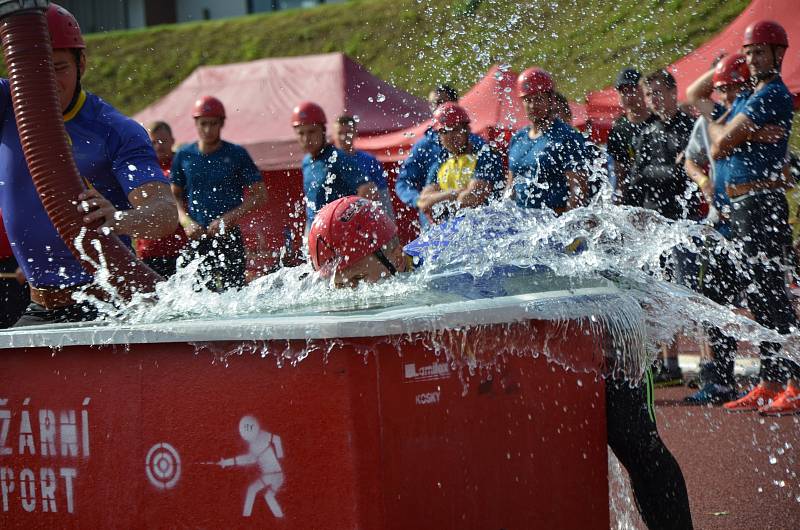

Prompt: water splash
[59,180,800,381]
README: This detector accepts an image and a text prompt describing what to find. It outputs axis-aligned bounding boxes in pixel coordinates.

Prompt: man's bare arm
[78,181,178,239]
[708,113,756,160]
[566,170,589,209]
[684,157,713,202]
[170,183,203,239]
[417,183,456,211]
[456,179,493,208]
[207,181,267,236]
[685,68,717,120]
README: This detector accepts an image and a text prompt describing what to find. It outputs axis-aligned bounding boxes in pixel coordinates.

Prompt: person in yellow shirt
[417,103,505,223]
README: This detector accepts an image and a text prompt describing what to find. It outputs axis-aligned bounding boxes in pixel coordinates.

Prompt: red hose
[0,10,162,300]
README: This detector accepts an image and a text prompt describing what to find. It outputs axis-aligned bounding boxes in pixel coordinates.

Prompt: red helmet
[291,101,327,127]
[193,96,225,119]
[517,67,555,98]
[308,196,397,277]
[743,20,788,48]
[47,3,85,50]
[432,102,470,132]
[712,54,750,88]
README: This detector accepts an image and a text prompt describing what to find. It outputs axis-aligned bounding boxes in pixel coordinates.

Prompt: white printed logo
[404,362,450,382]
[145,442,181,490]
[215,416,284,518]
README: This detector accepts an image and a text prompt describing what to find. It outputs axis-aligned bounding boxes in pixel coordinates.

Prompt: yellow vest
[436,154,478,191]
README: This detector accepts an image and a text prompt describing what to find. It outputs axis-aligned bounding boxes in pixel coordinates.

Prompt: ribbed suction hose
[0,4,162,299]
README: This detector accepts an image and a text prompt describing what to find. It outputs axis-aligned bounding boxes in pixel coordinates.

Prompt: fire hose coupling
[0,0,49,19]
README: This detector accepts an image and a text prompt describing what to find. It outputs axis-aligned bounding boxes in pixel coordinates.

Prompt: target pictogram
[145,442,182,490]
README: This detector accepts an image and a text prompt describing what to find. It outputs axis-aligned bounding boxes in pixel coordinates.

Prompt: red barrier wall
[0,320,609,529]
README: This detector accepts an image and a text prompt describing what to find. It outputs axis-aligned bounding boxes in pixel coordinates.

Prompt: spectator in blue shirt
[507,68,590,213]
[171,96,267,291]
[708,20,800,415]
[418,103,505,222]
[332,114,395,219]
[395,85,485,227]
[680,54,755,404]
[292,102,378,230]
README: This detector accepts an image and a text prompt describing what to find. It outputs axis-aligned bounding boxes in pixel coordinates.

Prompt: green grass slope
[82,0,799,148]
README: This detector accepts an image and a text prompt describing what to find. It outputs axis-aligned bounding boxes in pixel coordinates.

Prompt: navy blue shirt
[302,144,370,228]
[725,77,793,187]
[508,120,589,210]
[171,140,262,228]
[353,150,388,190]
[0,83,166,287]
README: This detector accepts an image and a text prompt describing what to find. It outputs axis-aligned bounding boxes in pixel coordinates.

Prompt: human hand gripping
[207,213,234,237]
[77,188,124,234]
[181,215,204,240]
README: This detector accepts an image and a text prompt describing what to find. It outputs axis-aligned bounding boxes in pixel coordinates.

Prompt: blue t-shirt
[302,144,370,227]
[508,119,589,210]
[724,77,793,187]
[0,83,166,288]
[425,143,506,193]
[171,140,262,228]
[353,150,388,190]
[395,127,486,208]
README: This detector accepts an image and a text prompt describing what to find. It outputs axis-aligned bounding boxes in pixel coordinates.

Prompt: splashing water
[63,182,800,382]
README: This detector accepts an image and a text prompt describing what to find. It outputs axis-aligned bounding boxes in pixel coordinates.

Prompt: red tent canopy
[357,65,589,162]
[134,52,430,170]
[586,0,800,140]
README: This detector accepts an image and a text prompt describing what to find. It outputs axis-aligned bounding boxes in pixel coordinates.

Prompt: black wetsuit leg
[606,374,694,530]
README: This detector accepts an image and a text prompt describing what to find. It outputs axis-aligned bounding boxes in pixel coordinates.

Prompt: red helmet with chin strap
[292,101,327,127]
[193,96,226,119]
[308,196,397,277]
[712,54,750,88]
[743,20,789,48]
[432,102,470,132]
[517,67,555,98]
[47,3,85,50]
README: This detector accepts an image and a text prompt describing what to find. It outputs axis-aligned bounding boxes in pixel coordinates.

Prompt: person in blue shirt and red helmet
[506,68,591,213]
[682,54,757,404]
[708,20,800,416]
[0,4,178,326]
[291,101,378,230]
[417,102,505,223]
[171,96,267,292]
[394,85,486,228]
[306,196,693,529]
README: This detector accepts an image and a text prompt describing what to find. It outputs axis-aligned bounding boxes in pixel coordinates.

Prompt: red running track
[611,386,800,530]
